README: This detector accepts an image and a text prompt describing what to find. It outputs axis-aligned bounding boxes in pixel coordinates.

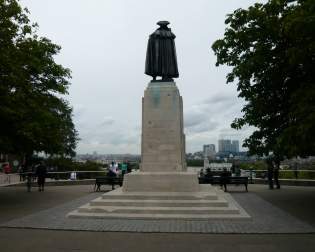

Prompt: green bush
[45,158,104,172]
[239,161,267,170]
[186,159,203,167]
[279,170,315,180]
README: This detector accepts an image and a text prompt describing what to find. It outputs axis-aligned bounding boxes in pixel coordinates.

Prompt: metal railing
[2,169,315,186]
[0,173,20,185]
[243,169,315,181]
[0,170,109,185]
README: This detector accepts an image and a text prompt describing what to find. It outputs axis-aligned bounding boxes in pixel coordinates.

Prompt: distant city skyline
[82,138,242,156]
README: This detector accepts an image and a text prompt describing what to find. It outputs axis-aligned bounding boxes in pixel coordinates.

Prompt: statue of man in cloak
[145,21,179,82]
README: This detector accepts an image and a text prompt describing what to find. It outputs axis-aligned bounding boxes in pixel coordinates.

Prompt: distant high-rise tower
[203,144,216,159]
[231,140,239,153]
[218,139,231,152]
[218,139,239,153]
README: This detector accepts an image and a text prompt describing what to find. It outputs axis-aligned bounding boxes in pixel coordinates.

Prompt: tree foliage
[212,0,315,159]
[0,0,78,157]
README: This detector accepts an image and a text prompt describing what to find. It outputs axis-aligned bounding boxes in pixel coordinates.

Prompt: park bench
[94,176,123,191]
[199,176,248,192]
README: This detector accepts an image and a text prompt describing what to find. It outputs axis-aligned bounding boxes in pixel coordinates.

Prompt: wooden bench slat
[198,176,248,192]
[94,176,123,191]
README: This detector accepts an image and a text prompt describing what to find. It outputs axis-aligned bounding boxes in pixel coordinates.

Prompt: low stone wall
[7,179,95,187]
[253,178,315,186]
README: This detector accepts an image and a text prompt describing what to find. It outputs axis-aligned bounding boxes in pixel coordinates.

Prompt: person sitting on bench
[108,161,118,177]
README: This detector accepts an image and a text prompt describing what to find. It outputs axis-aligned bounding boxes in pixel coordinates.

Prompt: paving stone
[1,191,314,233]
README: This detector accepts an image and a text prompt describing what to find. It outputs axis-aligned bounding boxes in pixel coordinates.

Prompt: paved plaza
[0,184,315,251]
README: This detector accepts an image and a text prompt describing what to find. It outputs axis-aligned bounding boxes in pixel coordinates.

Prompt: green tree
[0,0,78,157]
[212,0,315,159]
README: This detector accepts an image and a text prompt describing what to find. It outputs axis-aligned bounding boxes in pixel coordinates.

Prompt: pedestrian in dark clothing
[273,161,281,189]
[126,161,132,173]
[266,158,274,189]
[231,163,236,175]
[36,162,47,192]
[21,163,27,181]
[220,168,230,192]
[26,169,33,192]
[293,162,299,179]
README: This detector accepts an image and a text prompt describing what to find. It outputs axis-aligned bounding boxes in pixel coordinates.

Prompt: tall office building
[218,139,239,153]
[231,140,240,153]
[218,139,231,152]
[203,144,216,159]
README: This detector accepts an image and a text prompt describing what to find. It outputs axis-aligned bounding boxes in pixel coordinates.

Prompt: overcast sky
[20,0,265,154]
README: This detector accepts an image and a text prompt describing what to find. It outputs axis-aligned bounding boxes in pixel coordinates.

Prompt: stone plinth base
[67,185,251,220]
[141,82,186,172]
[122,171,199,192]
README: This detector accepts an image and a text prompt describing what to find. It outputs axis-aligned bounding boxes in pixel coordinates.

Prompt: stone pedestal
[122,81,197,193]
[141,81,186,172]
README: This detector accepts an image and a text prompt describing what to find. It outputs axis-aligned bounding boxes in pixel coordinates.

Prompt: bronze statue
[145,21,179,82]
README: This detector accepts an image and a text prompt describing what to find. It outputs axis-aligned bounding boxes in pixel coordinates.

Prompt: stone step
[68,210,248,220]
[90,198,228,207]
[77,205,240,215]
[102,195,218,200]
[102,191,218,201]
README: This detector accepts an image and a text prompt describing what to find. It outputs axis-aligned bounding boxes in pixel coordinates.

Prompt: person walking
[266,158,274,189]
[273,161,281,189]
[36,161,47,192]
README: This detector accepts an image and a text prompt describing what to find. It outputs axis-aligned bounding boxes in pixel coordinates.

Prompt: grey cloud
[203,93,241,111]
[185,120,219,134]
[204,93,235,105]
[100,116,115,126]
[184,111,204,127]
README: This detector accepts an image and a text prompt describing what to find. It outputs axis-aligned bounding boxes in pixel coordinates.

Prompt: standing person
[108,161,118,190]
[2,162,11,183]
[36,161,47,192]
[249,168,254,184]
[21,162,27,181]
[266,158,274,189]
[220,168,230,192]
[3,162,11,174]
[126,161,131,173]
[231,161,236,175]
[121,162,127,177]
[26,170,32,192]
[293,161,299,179]
[273,160,281,189]
[18,165,23,181]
